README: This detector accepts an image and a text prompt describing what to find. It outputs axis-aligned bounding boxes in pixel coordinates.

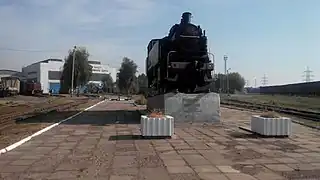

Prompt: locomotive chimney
[181,12,192,24]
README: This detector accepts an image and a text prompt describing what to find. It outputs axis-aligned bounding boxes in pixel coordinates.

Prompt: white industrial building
[88,60,118,86]
[22,59,118,94]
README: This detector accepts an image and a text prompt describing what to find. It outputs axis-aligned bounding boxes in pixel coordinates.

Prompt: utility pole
[261,74,268,86]
[219,73,223,93]
[254,77,257,88]
[223,55,228,93]
[71,46,76,97]
[226,68,231,95]
[302,66,313,82]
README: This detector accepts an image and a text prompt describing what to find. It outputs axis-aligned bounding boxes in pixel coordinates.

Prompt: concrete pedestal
[147,93,221,123]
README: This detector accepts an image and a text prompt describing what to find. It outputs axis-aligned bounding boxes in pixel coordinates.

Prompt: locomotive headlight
[206,63,213,70]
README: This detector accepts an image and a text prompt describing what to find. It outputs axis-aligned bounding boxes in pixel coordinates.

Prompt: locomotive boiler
[146,12,214,95]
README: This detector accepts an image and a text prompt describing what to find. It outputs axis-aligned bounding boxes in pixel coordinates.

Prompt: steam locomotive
[146,12,214,95]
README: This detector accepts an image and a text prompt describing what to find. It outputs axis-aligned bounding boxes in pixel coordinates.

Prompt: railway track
[222,99,320,121]
[0,100,89,131]
[221,99,320,129]
[0,102,71,120]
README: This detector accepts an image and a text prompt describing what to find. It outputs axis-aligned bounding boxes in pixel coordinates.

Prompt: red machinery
[20,81,43,96]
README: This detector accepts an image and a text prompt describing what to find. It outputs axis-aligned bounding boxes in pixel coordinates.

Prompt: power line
[261,74,268,86]
[0,46,129,69]
[302,66,313,82]
[0,47,65,53]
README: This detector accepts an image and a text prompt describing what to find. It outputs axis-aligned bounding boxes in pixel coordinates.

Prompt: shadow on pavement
[229,131,289,139]
[228,131,260,139]
[15,110,141,125]
[108,135,172,141]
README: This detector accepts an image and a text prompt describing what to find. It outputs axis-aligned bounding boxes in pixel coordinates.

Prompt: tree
[129,75,139,94]
[227,72,246,93]
[209,73,224,92]
[60,47,92,93]
[137,73,148,95]
[101,74,113,93]
[117,57,138,94]
[210,72,245,93]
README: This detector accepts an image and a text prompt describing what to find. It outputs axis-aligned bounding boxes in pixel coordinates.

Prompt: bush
[148,109,164,118]
[135,95,147,105]
[260,111,281,118]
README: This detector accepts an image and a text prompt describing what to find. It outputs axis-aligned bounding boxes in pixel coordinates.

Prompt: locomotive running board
[193,84,211,93]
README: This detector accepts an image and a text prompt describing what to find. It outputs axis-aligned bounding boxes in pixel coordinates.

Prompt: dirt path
[0,97,101,149]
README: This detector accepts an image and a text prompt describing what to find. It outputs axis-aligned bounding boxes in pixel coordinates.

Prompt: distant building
[22,59,64,94]
[88,60,117,86]
[0,69,26,80]
[22,59,117,94]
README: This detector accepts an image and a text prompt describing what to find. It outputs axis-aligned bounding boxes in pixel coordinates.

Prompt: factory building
[22,59,117,94]
[0,69,25,80]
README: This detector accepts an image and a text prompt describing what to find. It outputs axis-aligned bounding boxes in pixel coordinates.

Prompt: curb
[0,99,106,155]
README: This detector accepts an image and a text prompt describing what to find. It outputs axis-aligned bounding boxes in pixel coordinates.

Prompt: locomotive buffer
[146,12,221,123]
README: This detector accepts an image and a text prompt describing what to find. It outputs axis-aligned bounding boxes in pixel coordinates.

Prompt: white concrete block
[140,115,174,136]
[251,115,292,136]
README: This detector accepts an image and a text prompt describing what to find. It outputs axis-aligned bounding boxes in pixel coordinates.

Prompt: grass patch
[260,111,281,118]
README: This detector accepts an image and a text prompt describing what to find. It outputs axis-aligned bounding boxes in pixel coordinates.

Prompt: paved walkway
[0,101,320,180]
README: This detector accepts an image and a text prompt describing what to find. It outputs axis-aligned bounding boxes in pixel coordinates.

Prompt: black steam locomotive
[146,12,214,95]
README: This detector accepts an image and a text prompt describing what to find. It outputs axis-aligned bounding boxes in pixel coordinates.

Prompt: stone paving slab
[0,102,320,180]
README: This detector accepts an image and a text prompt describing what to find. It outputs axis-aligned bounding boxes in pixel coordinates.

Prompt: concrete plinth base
[147,93,221,123]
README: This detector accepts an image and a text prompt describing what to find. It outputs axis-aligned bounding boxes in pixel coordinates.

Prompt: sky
[0,0,319,86]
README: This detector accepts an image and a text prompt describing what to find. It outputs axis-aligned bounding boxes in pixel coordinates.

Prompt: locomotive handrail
[208,52,215,75]
[166,51,177,78]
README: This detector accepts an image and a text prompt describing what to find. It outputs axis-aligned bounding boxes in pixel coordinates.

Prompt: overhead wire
[0,47,122,68]
[0,47,66,53]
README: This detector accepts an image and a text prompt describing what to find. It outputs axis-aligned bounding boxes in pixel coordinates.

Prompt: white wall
[109,67,118,83]
[89,63,118,84]
[40,61,64,93]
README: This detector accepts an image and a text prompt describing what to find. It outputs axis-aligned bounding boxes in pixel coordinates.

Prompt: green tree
[227,72,246,93]
[101,74,113,93]
[60,47,92,93]
[211,72,245,93]
[209,73,224,92]
[137,73,148,95]
[117,57,138,94]
[129,75,139,94]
